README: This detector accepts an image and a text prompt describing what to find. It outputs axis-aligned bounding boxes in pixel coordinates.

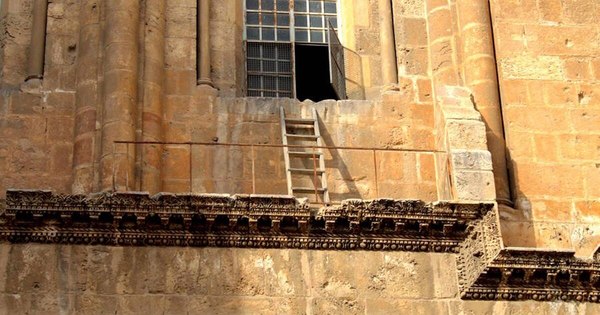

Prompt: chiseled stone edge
[457,206,600,303]
[0,190,493,253]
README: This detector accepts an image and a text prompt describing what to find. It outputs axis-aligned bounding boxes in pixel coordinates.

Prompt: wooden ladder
[280,107,330,204]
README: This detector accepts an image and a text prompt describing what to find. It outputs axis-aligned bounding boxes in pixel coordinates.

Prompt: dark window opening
[295,44,338,102]
[295,45,338,102]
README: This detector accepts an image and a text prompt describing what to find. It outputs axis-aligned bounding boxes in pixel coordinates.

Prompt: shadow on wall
[499,151,537,248]
[318,114,363,201]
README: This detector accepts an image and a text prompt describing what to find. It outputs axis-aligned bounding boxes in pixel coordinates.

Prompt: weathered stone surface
[0,0,599,313]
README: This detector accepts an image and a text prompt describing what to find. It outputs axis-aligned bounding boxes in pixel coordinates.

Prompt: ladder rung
[292,187,327,193]
[285,134,318,140]
[285,118,315,125]
[289,168,325,174]
[289,151,323,157]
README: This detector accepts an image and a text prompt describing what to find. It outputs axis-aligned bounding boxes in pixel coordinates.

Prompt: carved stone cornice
[0,190,492,252]
[457,208,600,303]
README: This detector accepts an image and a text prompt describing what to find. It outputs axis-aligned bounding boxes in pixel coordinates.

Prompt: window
[245,0,346,101]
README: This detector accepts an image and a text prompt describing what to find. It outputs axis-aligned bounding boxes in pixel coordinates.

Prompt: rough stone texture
[2,244,598,315]
[0,0,598,312]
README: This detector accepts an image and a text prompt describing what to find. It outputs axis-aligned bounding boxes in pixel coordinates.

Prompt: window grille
[245,0,291,42]
[247,42,293,97]
[245,0,345,99]
[293,0,338,44]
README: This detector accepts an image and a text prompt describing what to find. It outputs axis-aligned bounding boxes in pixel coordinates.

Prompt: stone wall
[0,0,440,204]
[157,93,437,202]
[1,244,596,315]
[491,0,600,255]
[0,0,77,196]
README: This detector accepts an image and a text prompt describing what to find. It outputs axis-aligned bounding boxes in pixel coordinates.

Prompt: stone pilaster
[72,0,102,194]
[139,0,167,193]
[99,0,140,191]
[456,0,512,205]
[425,0,460,88]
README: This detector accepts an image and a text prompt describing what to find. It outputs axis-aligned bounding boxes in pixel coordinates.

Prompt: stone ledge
[3,190,599,303]
[0,190,492,253]
[462,247,600,303]
[457,209,600,303]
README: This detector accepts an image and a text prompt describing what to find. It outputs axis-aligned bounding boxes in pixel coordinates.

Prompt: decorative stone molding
[457,208,600,303]
[0,190,492,252]
[2,190,599,303]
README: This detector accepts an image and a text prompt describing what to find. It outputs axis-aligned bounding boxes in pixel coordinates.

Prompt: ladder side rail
[280,107,294,196]
[312,108,330,204]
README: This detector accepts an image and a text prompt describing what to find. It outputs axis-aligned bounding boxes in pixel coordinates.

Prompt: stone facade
[0,0,599,314]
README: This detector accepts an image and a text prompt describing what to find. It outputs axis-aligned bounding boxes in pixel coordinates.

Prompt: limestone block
[427,8,452,40]
[451,149,493,171]
[453,170,496,201]
[418,153,437,183]
[393,0,425,17]
[516,163,584,198]
[500,221,536,248]
[116,295,166,315]
[9,93,42,115]
[3,245,59,295]
[417,79,433,103]
[446,119,488,150]
[534,222,573,249]
[165,8,194,38]
[312,297,366,315]
[50,143,73,174]
[72,294,119,315]
[397,46,429,76]
[571,224,600,258]
[208,249,267,296]
[562,0,599,24]
[530,199,573,223]
[448,300,495,314]
[539,0,563,22]
[46,91,76,116]
[0,245,9,293]
[165,38,195,70]
[441,106,483,121]
[500,55,564,80]
[165,69,195,96]
[366,299,449,314]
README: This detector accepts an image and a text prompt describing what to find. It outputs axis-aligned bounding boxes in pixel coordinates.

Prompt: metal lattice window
[293,0,337,44]
[247,42,293,98]
[245,0,343,99]
[246,0,292,42]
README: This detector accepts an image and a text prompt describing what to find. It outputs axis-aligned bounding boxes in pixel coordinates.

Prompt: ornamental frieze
[0,190,491,253]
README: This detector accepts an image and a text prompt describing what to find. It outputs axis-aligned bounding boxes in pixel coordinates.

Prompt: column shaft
[197,0,212,85]
[100,0,140,191]
[72,0,101,194]
[379,0,398,85]
[140,0,166,193]
[26,0,48,80]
